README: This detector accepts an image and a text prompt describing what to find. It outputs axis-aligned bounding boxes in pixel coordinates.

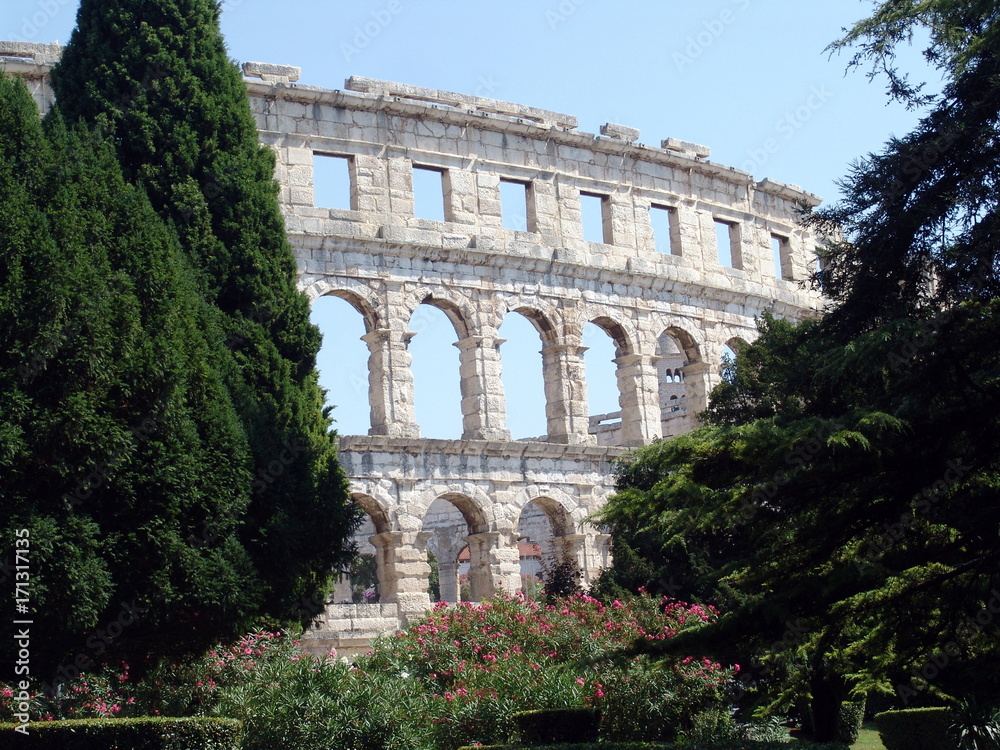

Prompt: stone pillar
[682,362,718,427]
[362,328,420,438]
[541,342,595,445]
[615,353,662,446]
[438,561,460,604]
[465,532,521,601]
[370,532,432,622]
[455,333,511,442]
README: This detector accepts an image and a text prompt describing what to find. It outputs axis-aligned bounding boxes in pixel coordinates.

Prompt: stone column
[362,328,420,438]
[541,341,594,444]
[455,332,511,442]
[615,353,662,446]
[369,532,431,622]
[682,362,718,428]
[438,561,461,604]
[465,532,521,601]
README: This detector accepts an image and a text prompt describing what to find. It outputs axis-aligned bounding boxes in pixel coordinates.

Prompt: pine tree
[599,1,1000,739]
[50,0,358,622]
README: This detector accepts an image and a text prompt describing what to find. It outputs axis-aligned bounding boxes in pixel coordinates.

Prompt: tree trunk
[810,670,846,742]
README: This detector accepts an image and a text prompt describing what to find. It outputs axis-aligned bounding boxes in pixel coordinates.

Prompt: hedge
[514,708,602,745]
[458,744,671,750]
[0,717,242,750]
[875,707,954,750]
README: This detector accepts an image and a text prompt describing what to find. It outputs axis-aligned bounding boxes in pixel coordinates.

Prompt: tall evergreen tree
[598,1,1000,739]
[0,73,263,678]
[50,0,358,621]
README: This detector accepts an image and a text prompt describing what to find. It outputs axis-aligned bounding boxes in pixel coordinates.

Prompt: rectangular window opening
[771,234,793,280]
[412,165,446,222]
[500,179,530,232]
[580,191,610,244]
[650,204,681,256]
[714,219,741,269]
[313,153,353,209]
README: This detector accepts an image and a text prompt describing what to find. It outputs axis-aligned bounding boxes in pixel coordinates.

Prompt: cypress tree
[50,0,358,622]
[0,72,263,678]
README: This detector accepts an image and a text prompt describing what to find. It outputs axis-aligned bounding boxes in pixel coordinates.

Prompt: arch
[414,484,493,535]
[499,308,550,439]
[516,495,573,538]
[587,315,633,357]
[508,305,559,347]
[351,492,392,535]
[659,325,702,364]
[405,287,475,341]
[303,277,382,333]
[509,485,579,535]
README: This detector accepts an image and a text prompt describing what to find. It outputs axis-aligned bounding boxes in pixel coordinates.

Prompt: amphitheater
[3,42,823,655]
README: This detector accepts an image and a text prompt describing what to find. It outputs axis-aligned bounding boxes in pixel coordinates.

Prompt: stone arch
[352,491,392,535]
[653,323,706,439]
[406,287,475,341]
[414,484,492,535]
[587,314,634,357]
[510,485,579,535]
[504,302,560,348]
[303,277,382,330]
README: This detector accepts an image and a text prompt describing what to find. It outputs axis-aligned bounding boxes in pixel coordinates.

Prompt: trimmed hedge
[0,717,242,749]
[514,709,602,745]
[835,699,866,743]
[458,744,670,750]
[875,707,954,750]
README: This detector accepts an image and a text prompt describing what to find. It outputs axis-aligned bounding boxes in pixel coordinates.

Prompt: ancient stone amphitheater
[3,41,823,655]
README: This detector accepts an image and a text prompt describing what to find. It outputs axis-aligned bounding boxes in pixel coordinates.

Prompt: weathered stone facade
[3,43,823,656]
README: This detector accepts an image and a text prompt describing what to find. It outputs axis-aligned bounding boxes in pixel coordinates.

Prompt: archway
[499,308,555,440]
[310,294,375,436]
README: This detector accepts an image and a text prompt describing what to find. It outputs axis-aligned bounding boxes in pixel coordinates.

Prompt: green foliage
[541,553,583,601]
[835,699,866,744]
[951,697,1000,750]
[513,708,601,745]
[0,717,241,750]
[361,593,734,749]
[875,707,955,750]
[0,71,269,677]
[49,0,358,632]
[595,2,1000,739]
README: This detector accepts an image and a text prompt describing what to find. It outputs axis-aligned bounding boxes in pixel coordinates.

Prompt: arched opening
[657,327,702,439]
[310,294,375,436]
[409,301,464,439]
[721,338,747,383]
[421,494,488,603]
[338,493,392,605]
[583,318,629,445]
[516,497,574,599]
[499,308,552,440]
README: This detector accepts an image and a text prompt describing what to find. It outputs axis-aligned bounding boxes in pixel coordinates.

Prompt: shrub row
[875,707,954,750]
[0,717,241,750]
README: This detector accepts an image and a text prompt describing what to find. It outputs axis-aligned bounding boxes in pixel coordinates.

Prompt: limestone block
[243,61,301,83]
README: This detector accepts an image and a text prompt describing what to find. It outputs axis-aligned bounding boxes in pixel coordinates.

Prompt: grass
[852,724,886,750]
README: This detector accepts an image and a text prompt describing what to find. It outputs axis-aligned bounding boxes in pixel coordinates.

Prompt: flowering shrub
[359,591,735,748]
[1,592,737,750]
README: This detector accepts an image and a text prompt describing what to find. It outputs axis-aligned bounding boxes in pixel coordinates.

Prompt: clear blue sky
[2,0,939,440]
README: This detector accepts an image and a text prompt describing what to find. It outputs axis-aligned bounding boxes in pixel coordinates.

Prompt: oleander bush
[1,592,740,750]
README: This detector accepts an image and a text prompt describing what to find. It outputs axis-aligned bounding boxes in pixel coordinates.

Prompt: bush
[458,745,671,750]
[876,707,955,750]
[363,592,736,749]
[514,708,601,744]
[0,717,241,749]
[835,698,866,743]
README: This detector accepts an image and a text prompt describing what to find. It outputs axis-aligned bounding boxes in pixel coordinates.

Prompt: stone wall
[2,42,824,651]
